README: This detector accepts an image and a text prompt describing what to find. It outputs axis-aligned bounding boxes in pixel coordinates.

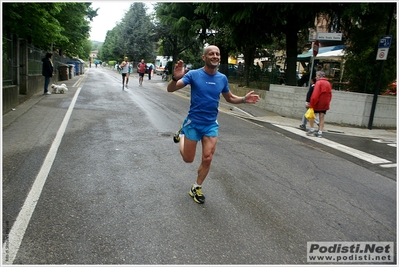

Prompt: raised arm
[222,90,260,104]
[167,60,187,92]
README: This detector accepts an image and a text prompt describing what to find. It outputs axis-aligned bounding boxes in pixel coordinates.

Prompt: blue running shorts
[181,118,219,141]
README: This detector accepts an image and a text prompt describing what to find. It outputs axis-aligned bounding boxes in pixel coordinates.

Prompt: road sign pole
[307,40,319,86]
[368,5,394,130]
[308,57,315,87]
[368,61,385,130]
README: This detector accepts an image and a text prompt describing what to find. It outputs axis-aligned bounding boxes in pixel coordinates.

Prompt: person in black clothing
[42,53,54,95]
[148,63,154,80]
[299,77,319,131]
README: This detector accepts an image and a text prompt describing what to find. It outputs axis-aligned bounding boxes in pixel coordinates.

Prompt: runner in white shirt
[120,57,130,90]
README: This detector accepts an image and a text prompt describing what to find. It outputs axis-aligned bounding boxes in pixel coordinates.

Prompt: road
[2,67,396,264]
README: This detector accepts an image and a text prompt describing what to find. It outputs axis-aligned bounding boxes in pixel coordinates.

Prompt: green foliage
[91,41,103,51]
[55,3,97,58]
[3,2,98,58]
[101,3,155,63]
[338,3,396,93]
[100,27,120,62]
[3,3,65,47]
[120,3,155,61]
[7,1,392,94]
[196,3,276,83]
[82,39,93,61]
[108,60,117,67]
[155,3,209,65]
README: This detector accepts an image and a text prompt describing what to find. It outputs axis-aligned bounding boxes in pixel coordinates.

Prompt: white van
[155,56,173,75]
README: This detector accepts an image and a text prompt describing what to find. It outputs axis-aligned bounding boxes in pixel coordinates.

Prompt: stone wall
[228,84,396,129]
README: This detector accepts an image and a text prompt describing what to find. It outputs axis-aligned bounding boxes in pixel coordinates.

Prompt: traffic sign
[308,29,316,42]
[378,35,392,48]
[376,48,389,60]
[316,32,342,41]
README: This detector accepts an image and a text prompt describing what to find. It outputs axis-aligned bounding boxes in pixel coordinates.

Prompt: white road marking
[373,139,397,148]
[380,163,397,168]
[273,124,392,165]
[2,86,82,265]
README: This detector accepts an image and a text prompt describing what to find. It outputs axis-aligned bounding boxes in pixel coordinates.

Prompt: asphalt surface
[2,66,397,265]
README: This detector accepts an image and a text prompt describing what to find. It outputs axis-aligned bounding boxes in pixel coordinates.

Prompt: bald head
[201,45,221,73]
[203,45,220,56]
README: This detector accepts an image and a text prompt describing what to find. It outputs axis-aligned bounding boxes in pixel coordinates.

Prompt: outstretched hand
[173,60,186,79]
[244,90,260,104]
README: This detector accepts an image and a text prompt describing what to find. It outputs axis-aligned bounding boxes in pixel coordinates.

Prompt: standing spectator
[128,61,133,76]
[253,62,261,80]
[299,77,319,131]
[167,45,260,204]
[42,52,54,95]
[306,71,332,138]
[119,57,130,90]
[237,62,244,77]
[137,59,147,86]
[148,63,154,80]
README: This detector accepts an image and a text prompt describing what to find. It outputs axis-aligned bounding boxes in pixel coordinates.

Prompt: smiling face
[202,45,220,70]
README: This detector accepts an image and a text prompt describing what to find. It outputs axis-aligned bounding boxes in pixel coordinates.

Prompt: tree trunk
[219,48,229,76]
[243,46,256,87]
[284,14,299,86]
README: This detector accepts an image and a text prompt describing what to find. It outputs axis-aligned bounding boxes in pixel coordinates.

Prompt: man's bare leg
[180,135,197,163]
[196,136,217,185]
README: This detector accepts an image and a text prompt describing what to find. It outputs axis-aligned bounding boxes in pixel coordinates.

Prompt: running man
[167,45,260,204]
[137,59,147,86]
[120,56,130,90]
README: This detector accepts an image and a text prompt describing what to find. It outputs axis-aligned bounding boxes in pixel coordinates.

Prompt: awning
[315,49,345,60]
[297,45,345,61]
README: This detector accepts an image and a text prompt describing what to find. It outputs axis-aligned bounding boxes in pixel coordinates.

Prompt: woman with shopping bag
[306,71,332,138]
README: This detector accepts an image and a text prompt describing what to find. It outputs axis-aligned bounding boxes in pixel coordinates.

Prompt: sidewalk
[3,73,84,129]
[220,100,397,141]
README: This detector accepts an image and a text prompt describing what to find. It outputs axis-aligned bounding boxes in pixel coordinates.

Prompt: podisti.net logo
[307,242,394,263]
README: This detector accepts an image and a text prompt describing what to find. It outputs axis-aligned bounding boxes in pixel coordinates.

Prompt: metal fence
[3,36,75,87]
[3,37,13,86]
[27,44,44,75]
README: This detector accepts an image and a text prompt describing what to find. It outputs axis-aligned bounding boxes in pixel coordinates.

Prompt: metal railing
[3,37,13,86]
[3,36,76,87]
[27,44,44,75]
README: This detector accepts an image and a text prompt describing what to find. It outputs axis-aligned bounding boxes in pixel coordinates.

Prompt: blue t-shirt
[182,68,230,124]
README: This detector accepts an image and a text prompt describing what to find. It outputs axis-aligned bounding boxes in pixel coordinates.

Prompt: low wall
[3,85,19,114]
[2,74,60,115]
[229,84,396,129]
[27,75,46,97]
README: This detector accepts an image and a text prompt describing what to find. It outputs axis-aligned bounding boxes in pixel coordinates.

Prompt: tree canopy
[3,2,98,58]
[100,3,155,63]
[154,2,209,68]
[335,3,396,93]
[4,2,395,94]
